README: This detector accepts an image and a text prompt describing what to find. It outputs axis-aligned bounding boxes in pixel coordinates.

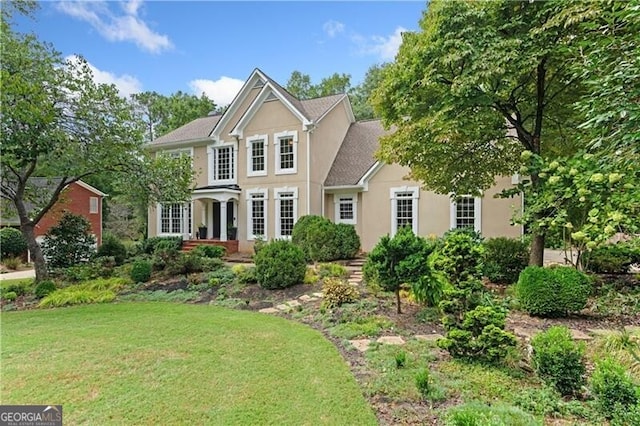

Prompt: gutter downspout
[305,125,314,215]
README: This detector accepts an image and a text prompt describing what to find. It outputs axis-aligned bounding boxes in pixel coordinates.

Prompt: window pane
[217,146,231,180]
[279,195,294,236]
[161,203,185,234]
[339,197,354,220]
[279,137,294,170]
[171,204,182,233]
[396,197,413,230]
[251,195,265,237]
[456,197,475,229]
[251,140,264,172]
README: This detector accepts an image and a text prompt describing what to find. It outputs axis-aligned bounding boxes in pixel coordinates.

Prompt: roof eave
[146,137,212,151]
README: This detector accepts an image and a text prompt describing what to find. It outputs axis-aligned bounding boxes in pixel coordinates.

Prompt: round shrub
[334,223,360,259]
[291,215,360,261]
[96,233,128,265]
[2,291,18,302]
[291,215,326,257]
[34,280,57,298]
[531,326,586,396]
[130,260,152,283]
[516,266,591,317]
[0,227,27,259]
[322,277,359,308]
[590,357,639,417]
[483,237,529,284]
[254,240,306,289]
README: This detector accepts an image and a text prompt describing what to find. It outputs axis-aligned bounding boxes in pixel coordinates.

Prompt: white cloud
[323,20,345,38]
[66,55,142,97]
[56,1,172,54]
[354,26,407,61]
[189,77,244,107]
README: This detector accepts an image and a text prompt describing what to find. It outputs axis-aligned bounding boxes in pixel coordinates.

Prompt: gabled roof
[150,114,222,147]
[325,120,390,187]
[300,94,346,122]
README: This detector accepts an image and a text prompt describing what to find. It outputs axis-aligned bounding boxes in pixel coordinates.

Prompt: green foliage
[2,256,21,270]
[42,212,96,269]
[292,216,361,262]
[285,70,351,99]
[483,237,529,284]
[141,236,183,254]
[34,280,56,298]
[333,223,361,259]
[330,316,392,340]
[0,227,27,258]
[590,357,639,418]
[322,278,359,309]
[231,264,257,284]
[192,244,226,259]
[434,228,485,285]
[444,401,539,426]
[531,326,586,396]
[96,233,127,265]
[516,266,592,317]
[1,279,31,297]
[2,291,17,302]
[395,351,407,369]
[583,241,640,274]
[118,289,200,303]
[40,287,115,308]
[415,368,433,400]
[130,260,152,283]
[208,267,236,287]
[438,306,517,364]
[317,263,349,279]
[254,240,306,290]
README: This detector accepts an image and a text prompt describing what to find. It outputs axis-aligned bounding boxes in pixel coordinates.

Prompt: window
[334,194,357,225]
[208,144,236,184]
[274,130,298,174]
[166,148,193,158]
[89,197,99,214]
[390,187,419,235]
[275,187,298,238]
[159,202,192,235]
[450,196,481,232]
[246,189,268,240]
[246,135,268,177]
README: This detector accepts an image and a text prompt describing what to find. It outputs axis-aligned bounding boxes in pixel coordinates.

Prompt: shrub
[34,280,57,298]
[317,263,349,279]
[96,233,127,265]
[192,245,226,259]
[207,267,236,287]
[292,215,361,262]
[291,215,326,258]
[435,228,485,285]
[130,260,152,283]
[583,241,640,274]
[322,278,359,308]
[255,240,306,289]
[483,237,529,284]
[40,288,116,308]
[334,223,360,259]
[445,401,539,426]
[516,266,592,317]
[2,256,21,270]
[1,280,31,297]
[231,264,257,284]
[2,291,17,302]
[41,212,96,268]
[415,368,432,399]
[531,326,586,396]
[590,357,639,417]
[200,257,224,272]
[395,351,407,368]
[0,227,27,259]
[141,236,182,254]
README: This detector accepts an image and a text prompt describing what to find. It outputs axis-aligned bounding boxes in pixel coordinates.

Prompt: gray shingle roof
[150,114,221,145]
[300,94,345,122]
[325,120,389,187]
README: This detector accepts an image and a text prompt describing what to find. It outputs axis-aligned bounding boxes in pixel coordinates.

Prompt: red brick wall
[34,183,103,245]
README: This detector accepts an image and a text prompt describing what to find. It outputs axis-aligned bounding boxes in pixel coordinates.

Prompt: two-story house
[148,69,522,253]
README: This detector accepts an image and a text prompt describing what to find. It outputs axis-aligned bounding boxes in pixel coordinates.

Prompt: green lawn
[1,303,376,425]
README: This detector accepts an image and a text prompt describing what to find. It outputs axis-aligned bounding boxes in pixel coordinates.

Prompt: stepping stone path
[376,336,405,345]
[349,339,371,352]
[415,334,444,342]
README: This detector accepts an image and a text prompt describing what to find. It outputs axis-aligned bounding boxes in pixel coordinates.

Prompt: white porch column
[220,200,228,241]
[206,200,213,239]
[200,201,207,236]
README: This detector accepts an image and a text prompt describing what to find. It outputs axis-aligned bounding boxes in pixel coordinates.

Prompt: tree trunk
[21,223,48,282]
[396,289,402,314]
[529,233,545,267]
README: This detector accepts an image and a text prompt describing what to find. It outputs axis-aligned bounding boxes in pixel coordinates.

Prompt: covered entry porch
[192,186,240,242]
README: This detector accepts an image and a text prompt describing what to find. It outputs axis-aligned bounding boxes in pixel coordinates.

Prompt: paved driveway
[0,269,35,281]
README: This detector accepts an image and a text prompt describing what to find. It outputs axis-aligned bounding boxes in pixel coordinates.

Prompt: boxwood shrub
[516,266,592,317]
[483,237,529,284]
[254,240,306,289]
[583,241,640,274]
[0,227,27,259]
[590,357,639,418]
[130,259,152,283]
[291,215,360,261]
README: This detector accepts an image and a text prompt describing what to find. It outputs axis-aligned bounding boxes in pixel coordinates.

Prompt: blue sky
[14,1,426,106]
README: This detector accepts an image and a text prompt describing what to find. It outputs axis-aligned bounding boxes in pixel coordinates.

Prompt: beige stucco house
[148,69,522,253]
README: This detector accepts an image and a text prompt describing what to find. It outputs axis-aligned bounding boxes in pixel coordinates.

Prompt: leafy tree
[285,71,351,99]
[41,212,96,269]
[373,0,588,266]
[349,64,388,121]
[0,8,194,282]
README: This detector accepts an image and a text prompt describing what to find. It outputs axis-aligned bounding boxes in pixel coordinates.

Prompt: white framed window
[275,187,298,238]
[450,196,482,232]
[246,188,268,240]
[89,197,99,214]
[246,134,268,177]
[334,194,357,225]
[158,202,192,235]
[390,186,419,235]
[274,130,298,175]
[208,143,236,184]
[165,148,193,158]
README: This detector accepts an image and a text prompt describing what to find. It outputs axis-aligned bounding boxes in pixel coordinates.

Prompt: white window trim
[274,130,298,175]
[245,188,268,241]
[274,186,299,239]
[207,141,237,185]
[246,134,268,177]
[334,193,357,225]
[165,147,194,158]
[89,197,99,214]
[156,202,193,237]
[450,195,482,233]
[390,186,419,236]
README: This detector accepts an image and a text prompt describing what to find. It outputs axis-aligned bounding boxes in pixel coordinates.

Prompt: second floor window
[247,135,267,177]
[274,130,298,175]
[210,145,235,182]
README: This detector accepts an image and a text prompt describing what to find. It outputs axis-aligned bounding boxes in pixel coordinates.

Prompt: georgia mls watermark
[0,406,62,426]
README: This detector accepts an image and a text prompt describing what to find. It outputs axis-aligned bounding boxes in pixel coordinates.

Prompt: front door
[212,201,235,239]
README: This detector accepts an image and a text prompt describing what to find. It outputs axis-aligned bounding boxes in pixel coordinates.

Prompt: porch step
[181,239,239,255]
